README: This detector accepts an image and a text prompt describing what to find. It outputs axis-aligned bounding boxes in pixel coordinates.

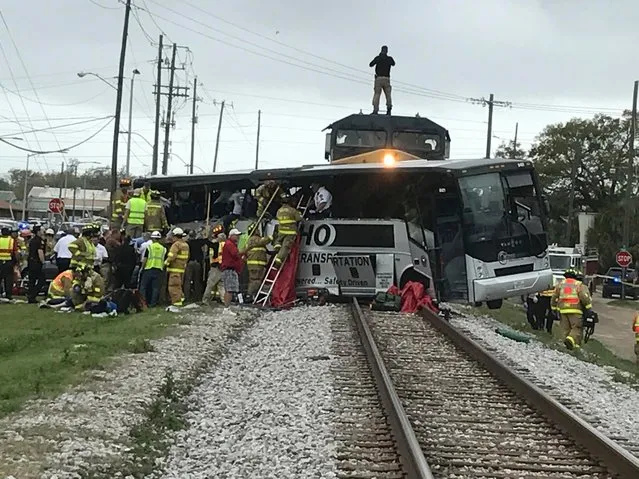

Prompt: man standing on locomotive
[369,45,395,115]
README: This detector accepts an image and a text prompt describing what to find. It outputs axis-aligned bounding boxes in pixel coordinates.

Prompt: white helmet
[45,228,55,235]
[151,231,162,239]
[172,227,184,236]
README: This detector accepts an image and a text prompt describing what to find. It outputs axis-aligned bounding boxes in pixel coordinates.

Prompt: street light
[126,69,140,176]
[77,71,117,90]
[120,130,153,149]
[171,152,205,174]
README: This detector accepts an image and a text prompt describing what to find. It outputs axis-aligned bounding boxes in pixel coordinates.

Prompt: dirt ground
[590,292,637,362]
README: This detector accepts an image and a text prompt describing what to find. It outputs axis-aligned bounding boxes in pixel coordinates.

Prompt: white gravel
[451,311,639,452]
[154,306,337,479]
[0,307,256,479]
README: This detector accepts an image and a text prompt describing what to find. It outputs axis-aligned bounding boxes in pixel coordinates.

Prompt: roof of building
[27,187,111,212]
[0,190,17,203]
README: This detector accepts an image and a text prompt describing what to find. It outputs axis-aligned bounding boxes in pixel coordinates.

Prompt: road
[591,292,636,361]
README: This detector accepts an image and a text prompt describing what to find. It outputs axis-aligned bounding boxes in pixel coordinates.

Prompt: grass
[0,304,181,418]
[476,301,639,381]
[606,299,639,310]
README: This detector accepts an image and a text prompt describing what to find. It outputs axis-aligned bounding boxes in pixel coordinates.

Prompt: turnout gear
[245,234,271,297]
[551,275,592,350]
[47,270,74,299]
[144,192,168,232]
[68,235,96,271]
[111,188,128,229]
[71,269,105,310]
[0,232,15,300]
[273,203,302,268]
[164,237,189,306]
[633,313,639,362]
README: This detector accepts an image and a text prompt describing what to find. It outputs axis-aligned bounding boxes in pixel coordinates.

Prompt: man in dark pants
[184,230,206,303]
[525,294,539,330]
[535,287,555,333]
[27,226,46,303]
[369,45,395,115]
[113,236,137,289]
[0,227,17,299]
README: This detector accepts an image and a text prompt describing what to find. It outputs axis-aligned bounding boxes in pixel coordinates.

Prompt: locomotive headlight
[383,152,396,167]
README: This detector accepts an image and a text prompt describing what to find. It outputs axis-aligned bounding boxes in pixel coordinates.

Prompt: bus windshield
[458,170,546,261]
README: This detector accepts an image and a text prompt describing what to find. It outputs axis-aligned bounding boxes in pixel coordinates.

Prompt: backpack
[371,292,401,312]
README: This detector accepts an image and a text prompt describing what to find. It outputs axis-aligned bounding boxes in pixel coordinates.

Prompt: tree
[494,140,527,159]
[0,178,12,191]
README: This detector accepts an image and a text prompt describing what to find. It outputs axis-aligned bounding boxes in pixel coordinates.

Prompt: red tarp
[270,236,301,308]
[388,281,439,314]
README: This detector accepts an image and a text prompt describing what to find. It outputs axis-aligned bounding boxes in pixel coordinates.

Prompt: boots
[386,106,392,116]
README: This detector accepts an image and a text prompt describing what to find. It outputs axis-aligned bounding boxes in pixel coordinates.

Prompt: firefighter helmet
[172,227,185,237]
[564,269,578,279]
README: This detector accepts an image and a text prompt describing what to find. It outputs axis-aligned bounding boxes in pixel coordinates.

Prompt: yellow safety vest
[633,314,639,342]
[48,270,74,299]
[145,242,166,270]
[0,236,14,261]
[128,197,146,225]
[210,241,224,265]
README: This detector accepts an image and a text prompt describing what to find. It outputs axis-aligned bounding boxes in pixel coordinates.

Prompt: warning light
[383,152,396,167]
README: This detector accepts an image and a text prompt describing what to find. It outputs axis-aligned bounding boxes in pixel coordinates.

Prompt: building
[27,187,111,218]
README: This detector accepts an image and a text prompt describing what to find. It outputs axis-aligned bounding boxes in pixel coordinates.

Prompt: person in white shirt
[310,183,333,219]
[53,230,76,272]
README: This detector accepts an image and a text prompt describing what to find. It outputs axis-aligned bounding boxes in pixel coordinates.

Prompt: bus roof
[138,157,533,189]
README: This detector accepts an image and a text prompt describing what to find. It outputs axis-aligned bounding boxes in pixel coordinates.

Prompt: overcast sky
[0,0,635,180]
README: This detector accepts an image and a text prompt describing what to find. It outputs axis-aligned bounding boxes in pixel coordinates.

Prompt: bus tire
[486,299,503,310]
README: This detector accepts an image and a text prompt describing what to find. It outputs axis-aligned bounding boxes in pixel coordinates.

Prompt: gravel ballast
[154,306,337,479]
[0,307,257,479]
[452,311,639,456]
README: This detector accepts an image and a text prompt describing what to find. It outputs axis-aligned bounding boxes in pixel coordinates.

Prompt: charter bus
[137,155,553,309]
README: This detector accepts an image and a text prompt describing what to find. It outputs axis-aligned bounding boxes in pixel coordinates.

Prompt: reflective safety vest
[145,241,167,270]
[246,235,270,267]
[210,241,224,266]
[0,236,14,261]
[276,204,302,235]
[633,314,639,342]
[554,278,591,315]
[127,197,146,225]
[166,239,189,274]
[48,270,74,299]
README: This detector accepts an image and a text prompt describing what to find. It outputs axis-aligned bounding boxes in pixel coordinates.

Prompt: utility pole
[109,0,131,221]
[622,80,638,251]
[162,44,177,175]
[190,76,198,175]
[513,122,519,155]
[213,100,225,172]
[565,146,581,245]
[469,94,511,158]
[255,110,261,170]
[152,34,163,175]
[125,69,139,176]
[58,161,64,199]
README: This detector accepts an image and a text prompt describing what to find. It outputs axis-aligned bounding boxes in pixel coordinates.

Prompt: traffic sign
[48,198,64,214]
[616,250,633,268]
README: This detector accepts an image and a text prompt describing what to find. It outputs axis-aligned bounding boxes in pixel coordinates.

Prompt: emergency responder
[140,231,166,307]
[44,228,56,256]
[111,178,131,229]
[633,312,639,364]
[141,181,152,203]
[255,180,280,219]
[45,269,74,306]
[536,283,556,333]
[244,222,272,298]
[144,190,168,233]
[551,269,593,350]
[202,226,225,305]
[70,264,105,311]
[184,229,206,303]
[0,227,17,300]
[122,189,146,239]
[164,227,190,306]
[273,194,303,268]
[69,224,97,271]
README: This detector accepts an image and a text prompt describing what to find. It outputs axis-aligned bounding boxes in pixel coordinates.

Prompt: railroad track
[349,299,639,479]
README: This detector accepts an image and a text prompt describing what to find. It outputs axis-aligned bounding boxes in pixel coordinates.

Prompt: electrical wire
[1,115,114,138]
[88,0,120,10]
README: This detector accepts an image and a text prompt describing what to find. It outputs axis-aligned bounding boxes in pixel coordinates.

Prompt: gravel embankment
[452,311,639,456]
[0,307,258,479]
[153,306,338,479]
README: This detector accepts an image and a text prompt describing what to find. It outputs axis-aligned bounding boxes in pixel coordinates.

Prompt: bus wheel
[486,299,503,310]
[474,302,483,307]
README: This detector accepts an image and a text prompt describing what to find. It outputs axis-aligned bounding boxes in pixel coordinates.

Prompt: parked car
[602,267,638,299]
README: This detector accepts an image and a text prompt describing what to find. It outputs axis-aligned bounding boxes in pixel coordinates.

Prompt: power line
[1,115,114,138]
[87,0,120,10]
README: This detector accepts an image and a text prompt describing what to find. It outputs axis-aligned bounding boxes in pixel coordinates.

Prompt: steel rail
[351,299,434,479]
[420,307,639,479]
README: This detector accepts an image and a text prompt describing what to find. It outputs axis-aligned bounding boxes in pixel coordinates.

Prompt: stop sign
[616,250,633,268]
[48,198,64,214]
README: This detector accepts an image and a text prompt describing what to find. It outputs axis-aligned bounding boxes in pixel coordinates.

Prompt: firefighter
[551,269,593,350]
[45,269,74,306]
[164,227,190,306]
[144,190,168,233]
[141,181,153,203]
[111,178,131,229]
[633,312,639,364]
[255,180,280,219]
[140,231,166,307]
[70,264,105,311]
[68,224,97,271]
[244,222,272,298]
[202,225,225,305]
[273,194,302,268]
[122,189,146,239]
[0,227,17,300]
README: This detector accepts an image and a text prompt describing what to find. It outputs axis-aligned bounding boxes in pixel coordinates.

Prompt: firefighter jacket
[633,313,639,343]
[48,270,74,299]
[69,236,96,270]
[255,182,279,204]
[165,239,190,274]
[209,240,224,266]
[276,205,303,235]
[144,200,168,232]
[245,235,271,267]
[551,278,592,315]
[111,189,128,223]
[71,270,105,309]
[144,241,167,270]
[141,189,152,203]
[127,197,146,225]
[0,235,16,263]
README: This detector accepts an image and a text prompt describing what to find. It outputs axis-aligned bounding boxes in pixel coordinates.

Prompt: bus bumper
[473,268,553,303]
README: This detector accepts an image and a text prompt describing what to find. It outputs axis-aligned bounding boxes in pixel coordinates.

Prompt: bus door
[433,188,468,302]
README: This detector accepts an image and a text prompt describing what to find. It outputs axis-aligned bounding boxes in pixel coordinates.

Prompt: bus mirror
[324,133,331,160]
